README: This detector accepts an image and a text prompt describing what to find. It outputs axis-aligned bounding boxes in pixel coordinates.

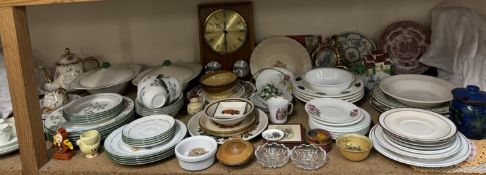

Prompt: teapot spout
[38,66,52,83]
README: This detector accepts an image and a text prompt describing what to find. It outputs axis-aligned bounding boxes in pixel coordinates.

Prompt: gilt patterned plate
[250,37,312,77]
[335,32,376,65]
[379,21,431,74]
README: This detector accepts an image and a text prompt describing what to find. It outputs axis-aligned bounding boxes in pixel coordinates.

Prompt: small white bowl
[175,136,218,171]
[303,68,355,95]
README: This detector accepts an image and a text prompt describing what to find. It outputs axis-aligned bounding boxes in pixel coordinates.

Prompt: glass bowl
[291,144,327,170]
[254,143,290,168]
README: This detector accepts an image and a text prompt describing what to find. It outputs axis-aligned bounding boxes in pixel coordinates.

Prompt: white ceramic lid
[132,63,202,86]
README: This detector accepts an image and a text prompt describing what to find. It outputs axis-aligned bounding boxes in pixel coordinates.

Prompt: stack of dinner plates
[63,93,125,124]
[104,119,187,165]
[135,95,184,117]
[369,75,453,114]
[305,98,371,139]
[122,115,176,147]
[370,108,471,167]
[293,77,365,104]
[44,96,135,142]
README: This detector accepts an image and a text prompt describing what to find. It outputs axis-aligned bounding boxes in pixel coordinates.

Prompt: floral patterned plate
[63,93,124,116]
[254,67,294,94]
[305,98,361,124]
[378,21,431,74]
[335,32,376,65]
[250,37,312,77]
[188,109,268,144]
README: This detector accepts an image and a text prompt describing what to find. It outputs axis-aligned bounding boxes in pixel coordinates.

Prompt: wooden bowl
[199,71,238,93]
[216,139,254,166]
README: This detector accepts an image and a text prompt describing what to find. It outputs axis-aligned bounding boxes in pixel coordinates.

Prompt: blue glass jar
[450,85,486,139]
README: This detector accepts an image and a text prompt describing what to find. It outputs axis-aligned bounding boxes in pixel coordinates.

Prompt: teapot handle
[38,66,52,83]
[81,57,100,72]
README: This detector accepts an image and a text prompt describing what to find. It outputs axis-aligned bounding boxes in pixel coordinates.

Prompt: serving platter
[378,21,431,74]
[370,87,449,114]
[379,108,456,143]
[188,109,268,144]
[250,37,312,77]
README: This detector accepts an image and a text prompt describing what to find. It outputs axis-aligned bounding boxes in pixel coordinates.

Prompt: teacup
[266,97,293,124]
[42,83,69,113]
[137,76,169,108]
[5,117,15,137]
[77,130,100,145]
[0,124,11,144]
[157,74,182,104]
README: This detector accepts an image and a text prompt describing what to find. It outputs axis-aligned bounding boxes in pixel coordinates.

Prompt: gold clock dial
[204,9,247,55]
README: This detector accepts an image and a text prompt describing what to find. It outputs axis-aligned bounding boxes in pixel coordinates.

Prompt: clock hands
[223,11,229,52]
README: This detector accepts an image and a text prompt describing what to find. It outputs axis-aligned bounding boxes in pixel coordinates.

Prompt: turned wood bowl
[216,139,254,166]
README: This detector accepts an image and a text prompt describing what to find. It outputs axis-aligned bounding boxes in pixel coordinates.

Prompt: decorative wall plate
[379,21,431,74]
[335,32,376,65]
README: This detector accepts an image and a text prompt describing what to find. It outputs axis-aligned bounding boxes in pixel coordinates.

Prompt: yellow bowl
[336,134,372,161]
[199,71,238,93]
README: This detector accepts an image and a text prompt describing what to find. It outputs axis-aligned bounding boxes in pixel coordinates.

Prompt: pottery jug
[76,130,100,158]
[41,48,100,91]
[450,85,486,139]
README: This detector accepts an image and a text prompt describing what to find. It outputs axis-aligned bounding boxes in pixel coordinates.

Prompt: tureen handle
[81,57,100,72]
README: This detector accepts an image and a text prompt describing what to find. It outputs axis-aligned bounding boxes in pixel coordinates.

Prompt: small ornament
[53,128,75,160]
[187,96,203,115]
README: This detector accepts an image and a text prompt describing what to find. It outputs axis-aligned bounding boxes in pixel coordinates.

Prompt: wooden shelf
[0,0,99,7]
[38,98,446,175]
[0,152,22,175]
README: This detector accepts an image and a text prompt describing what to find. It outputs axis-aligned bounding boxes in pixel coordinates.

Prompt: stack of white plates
[305,98,371,139]
[369,87,449,114]
[135,95,184,117]
[370,108,471,167]
[293,77,364,103]
[63,93,125,124]
[122,115,176,147]
[44,96,135,142]
[104,120,187,165]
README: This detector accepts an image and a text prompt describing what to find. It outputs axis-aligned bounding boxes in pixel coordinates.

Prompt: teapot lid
[452,85,486,106]
[57,48,80,65]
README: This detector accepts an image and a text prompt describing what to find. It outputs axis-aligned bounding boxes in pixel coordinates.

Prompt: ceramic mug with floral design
[137,75,168,109]
[267,97,293,124]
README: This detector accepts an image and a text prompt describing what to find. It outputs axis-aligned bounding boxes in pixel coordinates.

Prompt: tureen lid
[57,48,81,65]
[79,64,137,88]
[452,85,486,106]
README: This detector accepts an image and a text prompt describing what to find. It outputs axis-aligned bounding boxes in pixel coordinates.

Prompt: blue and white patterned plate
[335,32,376,65]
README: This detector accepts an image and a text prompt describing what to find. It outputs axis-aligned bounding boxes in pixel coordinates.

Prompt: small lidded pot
[450,85,486,139]
[306,129,332,152]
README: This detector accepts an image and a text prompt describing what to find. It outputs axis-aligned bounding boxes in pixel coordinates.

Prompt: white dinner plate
[122,115,175,140]
[308,108,371,132]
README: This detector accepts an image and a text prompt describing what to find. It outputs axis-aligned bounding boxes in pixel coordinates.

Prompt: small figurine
[53,128,75,160]
[187,96,203,115]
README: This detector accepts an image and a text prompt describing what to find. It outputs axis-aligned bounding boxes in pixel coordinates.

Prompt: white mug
[266,97,293,124]
[0,123,11,144]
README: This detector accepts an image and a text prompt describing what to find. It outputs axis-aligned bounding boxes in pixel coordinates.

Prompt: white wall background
[26,0,486,67]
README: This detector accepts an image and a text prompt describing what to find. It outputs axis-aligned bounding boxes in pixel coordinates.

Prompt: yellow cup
[79,130,99,145]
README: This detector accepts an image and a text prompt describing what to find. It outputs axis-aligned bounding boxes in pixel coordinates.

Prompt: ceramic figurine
[53,128,75,160]
[357,50,393,90]
[76,130,100,158]
[40,48,99,91]
[450,85,486,139]
[187,96,203,115]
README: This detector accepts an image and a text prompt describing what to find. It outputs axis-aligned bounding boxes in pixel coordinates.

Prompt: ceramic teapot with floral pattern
[41,48,100,91]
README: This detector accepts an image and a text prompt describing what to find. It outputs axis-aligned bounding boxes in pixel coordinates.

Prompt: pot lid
[452,85,486,106]
[79,64,138,88]
[57,48,81,65]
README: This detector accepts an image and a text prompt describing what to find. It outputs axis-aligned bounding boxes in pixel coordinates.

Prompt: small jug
[266,96,294,124]
[42,83,69,113]
[76,130,100,158]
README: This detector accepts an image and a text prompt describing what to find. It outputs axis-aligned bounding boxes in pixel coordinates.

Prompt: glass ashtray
[291,144,327,170]
[254,142,290,168]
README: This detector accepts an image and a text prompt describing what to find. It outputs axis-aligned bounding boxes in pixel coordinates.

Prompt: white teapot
[42,48,99,91]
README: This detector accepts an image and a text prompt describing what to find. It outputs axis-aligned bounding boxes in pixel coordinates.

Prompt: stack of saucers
[121,115,176,147]
[293,68,364,104]
[305,98,371,139]
[135,95,184,117]
[44,96,135,142]
[370,108,471,167]
[63,93,125,124]
[104,118,187,165]
[369,75,452,114]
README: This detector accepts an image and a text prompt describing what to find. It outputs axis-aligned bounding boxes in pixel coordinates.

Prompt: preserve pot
[450,85,486,139]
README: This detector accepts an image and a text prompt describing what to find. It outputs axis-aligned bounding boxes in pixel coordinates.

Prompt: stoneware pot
[450,85,486,139]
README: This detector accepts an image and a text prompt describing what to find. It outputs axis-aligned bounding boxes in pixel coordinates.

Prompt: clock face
[204,9,248,55]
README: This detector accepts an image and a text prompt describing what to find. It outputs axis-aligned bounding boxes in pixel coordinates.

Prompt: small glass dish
[291,144,327,170]
[254,143,290,168]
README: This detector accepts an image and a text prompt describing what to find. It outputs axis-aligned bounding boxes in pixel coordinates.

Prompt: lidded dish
[70,64,142,94]
[450,85,486,139]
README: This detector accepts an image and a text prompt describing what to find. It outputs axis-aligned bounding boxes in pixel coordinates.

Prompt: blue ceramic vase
[450,85,486,139]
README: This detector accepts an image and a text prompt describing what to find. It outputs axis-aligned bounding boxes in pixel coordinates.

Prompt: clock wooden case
[198,2,255,71]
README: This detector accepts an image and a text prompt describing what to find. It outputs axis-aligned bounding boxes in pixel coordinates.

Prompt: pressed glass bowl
[291,144,327,170]
[254,143,290,168]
